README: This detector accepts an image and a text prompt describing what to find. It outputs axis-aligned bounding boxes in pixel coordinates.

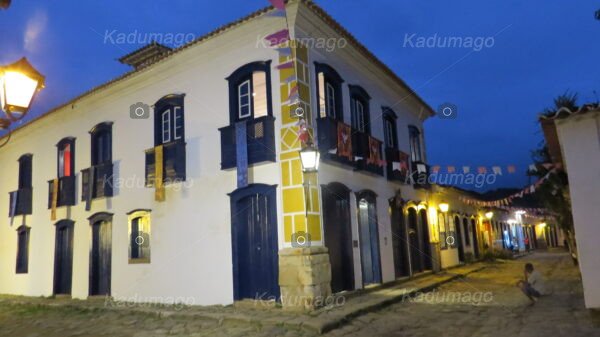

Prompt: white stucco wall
[0,14,287,306]
[0,2,440,303]
[556,111,600,309]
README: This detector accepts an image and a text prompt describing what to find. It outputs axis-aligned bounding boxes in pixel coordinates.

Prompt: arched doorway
[356,190,382,285]
[462,218,471,248]
[229,184,279,300]
[54,219,74,295]
[471,218,479,258]
[89,212,112,296]
[454,215,465,263]
[407,207,421,273]
[322,182,354,293]
[418,209,432,270]
[390,195,409,278]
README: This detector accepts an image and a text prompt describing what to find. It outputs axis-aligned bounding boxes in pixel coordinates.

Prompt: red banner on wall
[366,136,383,167]
[336,122,352,160]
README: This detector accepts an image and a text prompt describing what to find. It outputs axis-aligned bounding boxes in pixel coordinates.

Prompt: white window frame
[385,119,395,148]
[326,82,336,118]
[355,100,365,132]
[173,106,183,140]
[161,109,171,143]
[238,79,251,119]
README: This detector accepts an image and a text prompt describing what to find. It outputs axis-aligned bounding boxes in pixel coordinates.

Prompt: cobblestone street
[0,251,598,337]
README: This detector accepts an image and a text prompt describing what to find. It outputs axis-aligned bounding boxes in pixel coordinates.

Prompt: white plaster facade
[554,109,600,309]
[0,2,437,305]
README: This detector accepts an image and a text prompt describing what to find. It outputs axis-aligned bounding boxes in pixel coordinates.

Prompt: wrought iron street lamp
[299,141,320,173]
[0,57,45,127]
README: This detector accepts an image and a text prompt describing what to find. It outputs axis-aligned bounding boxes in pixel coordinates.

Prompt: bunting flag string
[457,167,560,207]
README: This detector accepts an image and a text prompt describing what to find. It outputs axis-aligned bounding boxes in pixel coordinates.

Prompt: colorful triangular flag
[492,166,502,175]
[462,166,470,174]
[275,47,291,56]
[264,29,289,47]
[268,0,286,10]
[277,60,294,69]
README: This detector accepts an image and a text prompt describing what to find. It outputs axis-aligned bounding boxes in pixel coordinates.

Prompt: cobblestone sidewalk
[0,252,598,336]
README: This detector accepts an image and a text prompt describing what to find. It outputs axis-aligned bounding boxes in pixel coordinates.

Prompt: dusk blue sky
[1,0,598,191]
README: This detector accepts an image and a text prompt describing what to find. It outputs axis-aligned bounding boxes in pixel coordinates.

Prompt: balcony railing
[316,117,384,176]
[385,147,410,183]
[8,187,32,216]
[81,162,114,200]
[316,117,355,167]
[145,140,186,187]
[411,160,430,189]
[219,115,276,170]
[353,132,384,176]
[47,176,76,208]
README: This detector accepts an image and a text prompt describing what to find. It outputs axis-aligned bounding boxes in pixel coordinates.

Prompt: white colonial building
[0,0,512,310]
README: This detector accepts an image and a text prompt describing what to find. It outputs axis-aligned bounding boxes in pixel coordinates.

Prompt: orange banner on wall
[366,136,383,166]
[336,122,352,160]
[155,145,165,202]
[51,178,58,221]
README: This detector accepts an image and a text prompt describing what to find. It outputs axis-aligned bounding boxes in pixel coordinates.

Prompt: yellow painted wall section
[277,40,322,244]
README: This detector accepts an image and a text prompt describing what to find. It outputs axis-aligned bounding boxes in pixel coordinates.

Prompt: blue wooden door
[357,191,381,285]
[230,184,279,300]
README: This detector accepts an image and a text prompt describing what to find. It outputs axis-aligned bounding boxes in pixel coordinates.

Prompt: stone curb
[304,265,487,334]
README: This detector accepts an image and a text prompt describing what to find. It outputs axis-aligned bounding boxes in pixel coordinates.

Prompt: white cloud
[24,9,48,53]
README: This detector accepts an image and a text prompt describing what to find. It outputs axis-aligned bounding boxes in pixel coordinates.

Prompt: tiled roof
[539,103,600,120]
[539,102,600,165]
[1,0,434,140]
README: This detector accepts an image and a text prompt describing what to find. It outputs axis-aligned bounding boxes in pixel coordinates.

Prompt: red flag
[431,165,440,173]
[478,166,487,174]
[268,0,286,10]
[507,165,516,173]
[447,166,456,173]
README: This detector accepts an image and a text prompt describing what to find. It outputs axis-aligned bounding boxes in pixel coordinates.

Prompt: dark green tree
[533,92,578,263]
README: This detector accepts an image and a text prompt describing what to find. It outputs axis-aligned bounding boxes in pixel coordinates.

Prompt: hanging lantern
[0,57,45,125]
[299,141,320,173]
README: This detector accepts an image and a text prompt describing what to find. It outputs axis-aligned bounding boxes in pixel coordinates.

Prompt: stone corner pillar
[278,246,332,311]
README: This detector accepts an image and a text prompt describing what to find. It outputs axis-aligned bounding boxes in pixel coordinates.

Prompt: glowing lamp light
[439,202,449,213]
[516,210,526,215]
[485,211,494,220]
[539,222,547,228]
[507,219,517,225]
[0,57,45,125]
[299,142,320,173]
